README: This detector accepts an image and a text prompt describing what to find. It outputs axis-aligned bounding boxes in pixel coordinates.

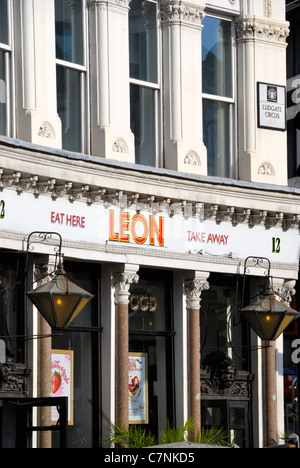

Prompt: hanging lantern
[27,268,94,328]
[241,288,298,341]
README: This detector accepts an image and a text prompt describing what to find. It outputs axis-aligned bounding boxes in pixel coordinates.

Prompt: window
[0,252,26,364]
[0,0,13,137]
[55,0,87,153]
[286,3,300,182]
[202,15,235,178]
[129,0,161,167]
[129,270,175,439]
[51,262,101,448]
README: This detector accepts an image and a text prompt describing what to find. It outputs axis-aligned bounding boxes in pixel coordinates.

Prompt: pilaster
[15,0,62,148]
[88,0,135,162]
[161,0,207,175]
[236,4,289,185]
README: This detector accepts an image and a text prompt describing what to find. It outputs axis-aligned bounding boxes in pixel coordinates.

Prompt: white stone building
[0,0,298,448]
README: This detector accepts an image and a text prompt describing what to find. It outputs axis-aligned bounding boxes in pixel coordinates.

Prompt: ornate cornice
[1,167,300,232]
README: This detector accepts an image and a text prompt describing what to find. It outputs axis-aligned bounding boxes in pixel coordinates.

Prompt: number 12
[272,237,280,253]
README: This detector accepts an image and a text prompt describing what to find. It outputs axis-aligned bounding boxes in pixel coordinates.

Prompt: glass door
[129,269,174,440]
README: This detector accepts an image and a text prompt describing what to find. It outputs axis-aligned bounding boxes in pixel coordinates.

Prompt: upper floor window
[55,0,87,153]
[202,15,235,178]
[286,2,300,183]
[0,0,13,137]
[129,0,161,167]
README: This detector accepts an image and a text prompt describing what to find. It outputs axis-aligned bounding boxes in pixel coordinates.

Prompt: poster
[51,350,74,425]
[128,352,149,424]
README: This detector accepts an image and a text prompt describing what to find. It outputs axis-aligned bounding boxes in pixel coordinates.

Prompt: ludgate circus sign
[0,188,300,264]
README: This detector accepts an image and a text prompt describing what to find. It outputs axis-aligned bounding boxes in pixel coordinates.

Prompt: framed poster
[128,352,149,424]
[51,350,74,425]
[257,82,286,131]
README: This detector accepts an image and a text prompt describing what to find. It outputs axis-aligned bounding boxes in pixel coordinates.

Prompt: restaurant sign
[0,189,299,264]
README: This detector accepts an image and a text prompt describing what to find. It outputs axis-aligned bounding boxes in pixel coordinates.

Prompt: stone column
[113,264,139,426]
[262,278,296,447]
[34,260,55,449]
[184,272,209,433]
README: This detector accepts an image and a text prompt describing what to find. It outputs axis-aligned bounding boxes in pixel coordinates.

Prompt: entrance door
[129,269,175,440]
[202,399,251,448]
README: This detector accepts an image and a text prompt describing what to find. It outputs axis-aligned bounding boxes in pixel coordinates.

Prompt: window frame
[202,13,237,179]
[0,0,14,138]
[129,0,163,168]
[55,0,89,154]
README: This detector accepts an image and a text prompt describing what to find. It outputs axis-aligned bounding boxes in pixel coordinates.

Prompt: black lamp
[26,267,94,328]
[241,257,298,341]
[241,287,298,341]
[26,232,94,328]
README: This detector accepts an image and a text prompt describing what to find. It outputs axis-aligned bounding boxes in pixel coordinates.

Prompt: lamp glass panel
[242,310,283,340]
[66,297,91,326]
[273,314,297,340]
[27,292,56,327]
[53,294,81,327]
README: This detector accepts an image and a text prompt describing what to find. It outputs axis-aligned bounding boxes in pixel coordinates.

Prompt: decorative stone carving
[113,266,139,304]
[38,122,55,139]
[112,138,128,154]
[185,273,210,309]
[236,19,289,44]
[201,351,253,398]
[257,161,275,176]
[0,363,30,395]
[160,0,205,27]
[184,151,201,166]
[1,167,300,233]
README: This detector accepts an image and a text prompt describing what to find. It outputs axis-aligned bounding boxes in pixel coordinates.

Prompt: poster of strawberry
[51,350,74,425]
[128,352,148,424]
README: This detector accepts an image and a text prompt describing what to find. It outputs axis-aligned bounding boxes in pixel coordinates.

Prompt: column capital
[185,271,210,309]
[113,264,139,304]
[160,0,205,28]
[271,278,296,305]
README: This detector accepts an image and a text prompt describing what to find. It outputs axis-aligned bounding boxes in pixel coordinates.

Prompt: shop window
[202,15,236,178]
[129,270,174,439]
[51,262,101,448]
[0,252,25,364]
[129,0,161,167]
[55,0,87,153]
[200,274,250,372]
[0,0,13,137]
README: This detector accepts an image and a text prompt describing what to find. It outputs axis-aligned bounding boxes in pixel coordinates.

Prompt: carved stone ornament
[184,151,201,166]
[38,122,55,139]
[185,274,210,309]
[201,351,253,398]
[0,363,30,395]
[112,137,128,154]
[113,269,139,304]
[160,0,205,27]
[235,19,289,44]
[257,161,275,176]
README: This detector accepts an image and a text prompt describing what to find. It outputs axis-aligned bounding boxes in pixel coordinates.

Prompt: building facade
[0,0,299,448]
